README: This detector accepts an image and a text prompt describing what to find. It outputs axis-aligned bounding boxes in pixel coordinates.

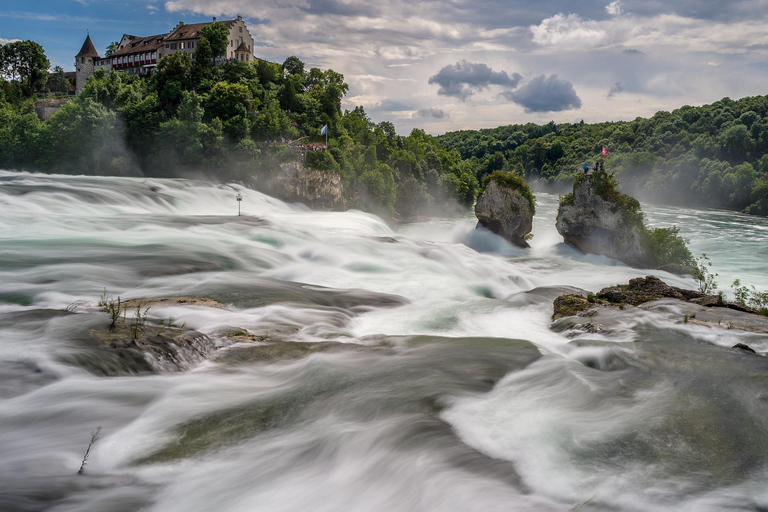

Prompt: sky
[2,0,768,134]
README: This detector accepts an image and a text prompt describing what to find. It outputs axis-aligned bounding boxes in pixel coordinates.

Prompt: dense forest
[438,96,768,215]
[0,30,477,217]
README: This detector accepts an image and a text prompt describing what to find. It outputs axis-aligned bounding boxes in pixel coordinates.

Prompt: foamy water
[1,170,768,511]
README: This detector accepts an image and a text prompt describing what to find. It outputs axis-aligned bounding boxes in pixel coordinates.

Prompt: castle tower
[75,34,100,94]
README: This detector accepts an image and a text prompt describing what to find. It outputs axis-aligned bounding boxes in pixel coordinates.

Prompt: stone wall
[34,99,70,120]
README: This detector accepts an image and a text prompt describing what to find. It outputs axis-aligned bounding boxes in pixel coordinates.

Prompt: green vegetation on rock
[481,171,536,214]
[560,172,694,269]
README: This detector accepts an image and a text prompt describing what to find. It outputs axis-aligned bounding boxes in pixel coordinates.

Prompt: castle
[75,16,255,93]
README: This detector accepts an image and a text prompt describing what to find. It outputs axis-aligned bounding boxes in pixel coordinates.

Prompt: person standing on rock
[583,163,589,174]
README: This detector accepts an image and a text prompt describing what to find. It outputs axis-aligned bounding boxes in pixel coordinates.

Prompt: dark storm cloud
[607,82,624,98]
[416,107,448,119]
[428,60,522,100]
[505,75,582,113]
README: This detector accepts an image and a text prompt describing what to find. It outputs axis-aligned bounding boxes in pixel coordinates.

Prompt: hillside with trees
[3,30,768,218]
[438,96,768,216]
[0,29,477,218]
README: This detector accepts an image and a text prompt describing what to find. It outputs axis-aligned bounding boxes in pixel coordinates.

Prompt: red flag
[601,146,608,157]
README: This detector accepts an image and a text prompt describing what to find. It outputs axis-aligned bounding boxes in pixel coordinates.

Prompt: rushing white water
[1,170,768,512]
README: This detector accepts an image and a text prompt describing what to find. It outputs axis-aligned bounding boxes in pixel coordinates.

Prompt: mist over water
[2,170,768,511]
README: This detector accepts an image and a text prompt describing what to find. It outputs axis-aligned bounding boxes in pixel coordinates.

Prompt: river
[1,170,768,511]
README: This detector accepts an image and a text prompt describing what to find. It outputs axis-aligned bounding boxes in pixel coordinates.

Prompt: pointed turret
[75,34,99,93]
[76,34,100,59]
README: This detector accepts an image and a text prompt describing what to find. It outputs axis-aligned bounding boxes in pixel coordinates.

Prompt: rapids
[1,170,768,511]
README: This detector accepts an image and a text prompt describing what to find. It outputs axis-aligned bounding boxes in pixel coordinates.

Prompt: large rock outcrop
[275,161,345,210]
[475,172,534,248]
[556,172,648,267]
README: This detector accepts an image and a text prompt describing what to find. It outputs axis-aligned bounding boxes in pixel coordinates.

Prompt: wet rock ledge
[553,275,754,320]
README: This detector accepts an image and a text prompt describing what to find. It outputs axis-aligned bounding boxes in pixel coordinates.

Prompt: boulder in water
[475,172,535,248]
[556,172,648,267]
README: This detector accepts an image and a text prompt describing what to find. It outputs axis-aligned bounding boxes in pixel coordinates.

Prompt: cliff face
[556,173,648,267]
[475,176,534,248]
[274,162,345,210]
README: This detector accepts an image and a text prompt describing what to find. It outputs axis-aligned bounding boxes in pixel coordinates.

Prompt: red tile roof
[76,35,100,58]
[108,33,167,58]
[165,20,237,41]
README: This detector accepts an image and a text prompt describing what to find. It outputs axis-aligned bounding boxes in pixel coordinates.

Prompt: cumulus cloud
[428,60,522,100]
[530,13,609,47]
[607,82,624,98]
[605,0,623,16]
[0,38,20,45]
[416,107,448,119]
[504,74,582,113]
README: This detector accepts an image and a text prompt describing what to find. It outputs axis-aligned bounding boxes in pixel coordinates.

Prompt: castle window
[190,42,194,49]
[180,42,185,49]
[81,57,85,64]
[171,43,177,49]
[165,44,169,48]
[239,26,242,33]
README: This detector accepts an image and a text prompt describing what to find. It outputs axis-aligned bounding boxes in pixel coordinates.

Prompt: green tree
[205,82,252,121]
[47,65,71,93]
[37,99,132,175]
[199,22,229,64]
[192,36,214,81]
[0,40,50,94]
[278,77,300,112]
[282,56,305,77]
[105,42,117,57]
[152,51,192,114]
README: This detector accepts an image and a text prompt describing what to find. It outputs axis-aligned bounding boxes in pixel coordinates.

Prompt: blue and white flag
[320,124,328,136]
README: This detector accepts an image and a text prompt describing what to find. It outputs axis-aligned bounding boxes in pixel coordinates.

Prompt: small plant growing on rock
[98,289,123,330]
[130,304,150,341]
[731,279,768,315]
[694,254,718,294]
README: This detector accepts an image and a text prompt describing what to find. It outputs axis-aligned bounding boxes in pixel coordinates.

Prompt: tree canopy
[0,40,49,95]
[199,22,229,63]
[438,95,768,216]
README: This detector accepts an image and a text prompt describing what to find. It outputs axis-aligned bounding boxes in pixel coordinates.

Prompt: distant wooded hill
[437,95,768,215]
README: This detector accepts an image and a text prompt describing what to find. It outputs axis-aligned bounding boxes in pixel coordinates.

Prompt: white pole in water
[236,193,243,216]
